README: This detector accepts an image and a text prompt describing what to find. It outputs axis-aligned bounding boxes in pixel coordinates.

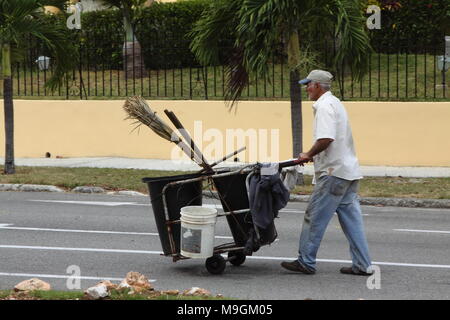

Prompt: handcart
[142,158,302,275]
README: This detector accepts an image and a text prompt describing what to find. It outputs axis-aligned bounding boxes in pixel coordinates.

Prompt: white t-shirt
[312,91,363,181]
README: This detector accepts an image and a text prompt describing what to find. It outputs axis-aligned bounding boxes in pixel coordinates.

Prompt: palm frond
[189,0,243,66]
[0,0,77,89]
[326,0,373,81]
[223,47,249,111]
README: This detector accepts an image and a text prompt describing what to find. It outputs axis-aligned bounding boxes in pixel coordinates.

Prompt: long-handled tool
[164,109,214,173]
[123,96,204,167]
[199,146,246,173]
[164,110,247,173]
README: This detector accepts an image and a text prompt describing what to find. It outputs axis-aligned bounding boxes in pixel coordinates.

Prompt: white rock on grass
[183,287,211,296]
[85,284,110,300]
[14,278,51,292]
[118,272,153,293]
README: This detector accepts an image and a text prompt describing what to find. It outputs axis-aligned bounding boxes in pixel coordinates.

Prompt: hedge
[79,0,211,69]
[366,0,450,52]
[34,0,450,71]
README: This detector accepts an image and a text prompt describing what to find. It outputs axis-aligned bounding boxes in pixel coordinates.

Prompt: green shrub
[134,0,212,69]
[367,0,450,52]
[74,0,213,69]
[32,0,450,71]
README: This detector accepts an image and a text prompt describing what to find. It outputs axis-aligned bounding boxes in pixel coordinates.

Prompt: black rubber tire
[228,251,246,266]
[205,255,226,275]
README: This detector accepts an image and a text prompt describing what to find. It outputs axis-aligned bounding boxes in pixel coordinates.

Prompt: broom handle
[174,139,205,166]
[164,110,213,172]
[204,146,246,169]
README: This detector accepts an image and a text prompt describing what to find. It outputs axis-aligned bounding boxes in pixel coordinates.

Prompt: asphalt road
[0,191,449,300]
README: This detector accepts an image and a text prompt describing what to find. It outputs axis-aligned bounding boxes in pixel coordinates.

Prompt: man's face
[306,82,322,101]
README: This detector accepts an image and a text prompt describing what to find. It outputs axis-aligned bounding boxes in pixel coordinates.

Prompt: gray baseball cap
[299,70,333,85]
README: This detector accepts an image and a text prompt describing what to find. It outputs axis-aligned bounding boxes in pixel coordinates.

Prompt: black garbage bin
[143,173,203,256]
[212,169,278,249]
[212,170,253,247]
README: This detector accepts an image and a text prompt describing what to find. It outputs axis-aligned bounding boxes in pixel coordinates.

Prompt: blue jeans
[297,175,372,273]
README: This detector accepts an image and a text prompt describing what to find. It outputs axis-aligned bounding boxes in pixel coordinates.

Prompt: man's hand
[298,139,334,164]
[298,152,313,163]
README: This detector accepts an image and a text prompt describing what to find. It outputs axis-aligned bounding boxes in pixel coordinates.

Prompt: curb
[0,184,146,197]
[0,183,448,209]
[203,191,450,210]
[288,194,450,209]
[0,184,64,193]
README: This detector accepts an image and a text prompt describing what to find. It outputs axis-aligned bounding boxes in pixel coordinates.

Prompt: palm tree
[190,0,372,176]
[101,0,150,78]
[0,0,77,174]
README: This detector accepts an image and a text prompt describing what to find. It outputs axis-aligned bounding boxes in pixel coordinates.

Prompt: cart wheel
[205,255,226,275]
[228,251,246,266]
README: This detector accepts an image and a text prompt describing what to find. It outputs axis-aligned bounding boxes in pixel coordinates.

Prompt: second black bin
[212,170,253,247]
[143,173,203,256]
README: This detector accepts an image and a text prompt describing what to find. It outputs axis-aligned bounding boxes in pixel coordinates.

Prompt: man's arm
[298,138,334,162]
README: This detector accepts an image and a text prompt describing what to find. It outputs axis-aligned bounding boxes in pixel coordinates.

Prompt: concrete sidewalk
[7,157,450,178]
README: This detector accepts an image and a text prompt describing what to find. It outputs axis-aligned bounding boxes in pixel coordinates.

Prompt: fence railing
[2,41,449,101]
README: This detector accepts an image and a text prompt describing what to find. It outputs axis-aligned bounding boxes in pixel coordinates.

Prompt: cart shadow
[170,260,286,279]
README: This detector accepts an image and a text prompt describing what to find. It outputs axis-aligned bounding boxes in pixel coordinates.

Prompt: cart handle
[278,159,305,169]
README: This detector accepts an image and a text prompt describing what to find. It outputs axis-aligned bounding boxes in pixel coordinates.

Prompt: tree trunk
[289,69,302,157]
[2,44,15,174]
[287,31,303,157]
[288,31,303,185]
[123,17,147,79]
[123,40,148,79]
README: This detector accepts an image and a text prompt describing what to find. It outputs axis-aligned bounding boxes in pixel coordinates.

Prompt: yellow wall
[0,99,449,167]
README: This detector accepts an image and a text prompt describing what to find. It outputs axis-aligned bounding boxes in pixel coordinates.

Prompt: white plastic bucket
[180,206,218,259]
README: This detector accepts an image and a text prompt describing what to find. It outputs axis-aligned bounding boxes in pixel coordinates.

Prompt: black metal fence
[2,40,449,101]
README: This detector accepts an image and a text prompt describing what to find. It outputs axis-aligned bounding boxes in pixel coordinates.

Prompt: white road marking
[0,272,144,282]
[0,224,13,227]
[26,199,311,216]
[0,245,163,255]
[279,211,369,216]
[29,200,146,207]
[394,229,450,235]
[280,209,305,214]
[0,224,234,240]
[1,245,449,270]
[0,225,158,236]
[244,256,450,269]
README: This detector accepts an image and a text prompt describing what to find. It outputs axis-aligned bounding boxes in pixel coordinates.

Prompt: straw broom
[123,96,204,166]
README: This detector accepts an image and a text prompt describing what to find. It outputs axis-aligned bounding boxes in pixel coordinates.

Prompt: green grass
[2,53,449,101]
[293,175,450,200]
[0,289,229,300]
[0,166,449,199]
[0,166,190,194]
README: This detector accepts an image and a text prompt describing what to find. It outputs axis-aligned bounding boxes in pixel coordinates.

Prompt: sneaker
[281,260,315,274]
[340,267,373,276]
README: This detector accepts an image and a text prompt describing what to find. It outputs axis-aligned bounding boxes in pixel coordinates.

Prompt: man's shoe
[340,267,372,276]
[281,260,315,274]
